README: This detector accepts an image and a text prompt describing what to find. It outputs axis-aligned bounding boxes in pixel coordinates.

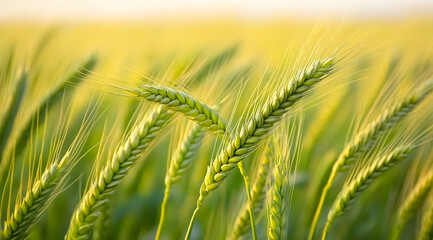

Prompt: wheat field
[0,18,433,240]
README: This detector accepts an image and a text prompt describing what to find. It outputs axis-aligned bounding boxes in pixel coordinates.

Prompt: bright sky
[1,0,432,21]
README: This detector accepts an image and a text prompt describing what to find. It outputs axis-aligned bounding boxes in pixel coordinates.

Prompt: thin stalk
[155,185,171,240]
[238,161,257,240]
[185,204,201,240]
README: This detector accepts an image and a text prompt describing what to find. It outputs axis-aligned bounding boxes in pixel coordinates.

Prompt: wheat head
[133,85,226,136]
[323,145,416,240]
[66,108,172,240]
[1,153,69,240]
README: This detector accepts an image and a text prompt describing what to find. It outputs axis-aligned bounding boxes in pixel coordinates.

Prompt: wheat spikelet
[309,78,433,240]
[322,146,416,240]
[230,143,272,240]
[184,58,334,240]
[392,171,433,240]
[66,108,172,240]
[133,85,226,136]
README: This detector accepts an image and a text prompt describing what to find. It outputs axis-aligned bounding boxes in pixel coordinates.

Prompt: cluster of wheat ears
[1,27,433,240]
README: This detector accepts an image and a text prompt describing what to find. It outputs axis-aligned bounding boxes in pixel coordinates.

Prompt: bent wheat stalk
[392,171,433,240]
[133,85,226,136]
[184,58,335,240]
[66,108,172,240]
[309,78,433,240]
[322,146,416,240]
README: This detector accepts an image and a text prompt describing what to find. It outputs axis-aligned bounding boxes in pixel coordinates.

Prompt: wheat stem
[155,184,171,240]
[184,202,201,240]
[238,161,257,240]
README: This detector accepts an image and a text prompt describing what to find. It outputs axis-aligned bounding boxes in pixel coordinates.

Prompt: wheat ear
[231,143,272,239]
[268,156,289,240]
[155,123,206,240]
[0,71,27,159]
[322,146,416,240]
[419,202,433,240]
[184,58,335,240]
[133,85,226,136]
[1,152,70,240]
[309,78,433,240]
[392,171,433,240]
[66,108,172,240]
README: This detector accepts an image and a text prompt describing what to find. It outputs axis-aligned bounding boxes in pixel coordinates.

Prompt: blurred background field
[1,5,433,240]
